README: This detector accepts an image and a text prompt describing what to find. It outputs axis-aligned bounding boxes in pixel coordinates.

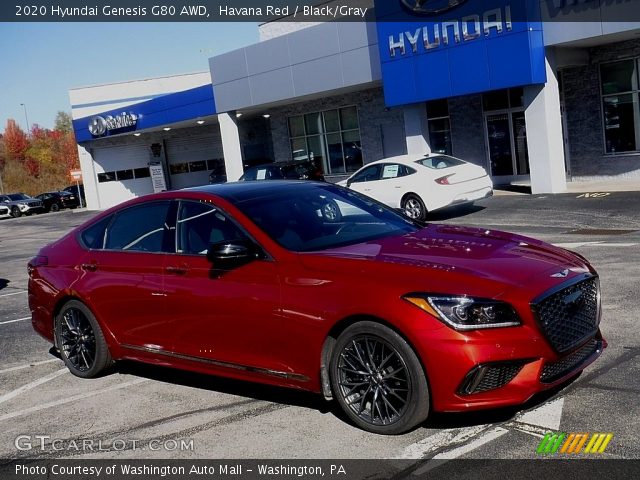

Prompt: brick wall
[563,38,640,179]
[449,94,488,170]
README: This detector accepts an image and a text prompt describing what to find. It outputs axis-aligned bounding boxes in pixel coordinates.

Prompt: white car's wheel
[402,194,427,222]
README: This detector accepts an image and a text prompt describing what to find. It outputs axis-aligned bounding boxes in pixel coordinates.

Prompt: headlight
[402,294,521,330]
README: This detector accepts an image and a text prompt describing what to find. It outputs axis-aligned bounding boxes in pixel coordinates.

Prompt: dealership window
[426,99,452,155]
[98,167,151,183]
[601,59,640,154]
[287,106,363,175]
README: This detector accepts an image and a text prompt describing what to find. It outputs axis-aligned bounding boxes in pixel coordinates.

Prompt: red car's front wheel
[330,321,430,434]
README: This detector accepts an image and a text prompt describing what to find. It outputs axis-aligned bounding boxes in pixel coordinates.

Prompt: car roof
[361,153,460,168]
[182,180,330,203]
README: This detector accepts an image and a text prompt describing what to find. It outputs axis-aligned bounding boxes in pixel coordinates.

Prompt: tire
[321,200,342,222]
[401,194,427,222]
[11,207,22,218]
[55,300,112,378]
[329,321,430,435]
[50,203,60,212]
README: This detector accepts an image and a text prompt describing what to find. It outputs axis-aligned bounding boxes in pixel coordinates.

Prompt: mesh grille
[474,364,524,393]
[459,362,525,395]
[541,339,601,384]
[533,276,599,353]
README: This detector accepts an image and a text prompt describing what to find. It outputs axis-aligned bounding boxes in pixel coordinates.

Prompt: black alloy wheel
[330,321,430,434]
[50,203,60,212]
[56,300,112,378]
[11,206,22,218]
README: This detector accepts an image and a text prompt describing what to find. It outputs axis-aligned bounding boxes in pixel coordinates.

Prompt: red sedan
[28,181,605,434]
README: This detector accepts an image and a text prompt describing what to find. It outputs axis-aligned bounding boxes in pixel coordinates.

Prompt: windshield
[235,184,419,252]
[8,193,31,201]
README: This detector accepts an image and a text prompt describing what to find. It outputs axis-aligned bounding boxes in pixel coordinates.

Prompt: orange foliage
[0,116,80,196]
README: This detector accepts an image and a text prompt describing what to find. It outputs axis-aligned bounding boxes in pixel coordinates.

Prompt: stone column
[219,113,244,181]
[403,103,431,156]
[524,48,567,194]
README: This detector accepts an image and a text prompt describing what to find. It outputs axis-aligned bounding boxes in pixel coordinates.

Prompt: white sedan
[338,154,493,221]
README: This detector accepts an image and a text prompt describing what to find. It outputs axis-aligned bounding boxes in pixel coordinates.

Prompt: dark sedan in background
[35,191,81,212]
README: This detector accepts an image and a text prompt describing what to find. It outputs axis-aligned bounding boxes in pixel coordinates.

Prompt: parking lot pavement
[0,194,638,461]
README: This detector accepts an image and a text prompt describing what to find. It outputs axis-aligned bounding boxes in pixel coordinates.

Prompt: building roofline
[69,70,210,91]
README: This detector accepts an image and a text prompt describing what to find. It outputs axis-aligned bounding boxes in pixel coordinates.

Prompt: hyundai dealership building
[70,0,640,210]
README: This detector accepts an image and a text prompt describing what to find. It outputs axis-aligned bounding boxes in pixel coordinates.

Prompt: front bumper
[420,327,606,412]
[19,204,45,213]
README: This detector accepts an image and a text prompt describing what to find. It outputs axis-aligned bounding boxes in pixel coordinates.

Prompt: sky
[0,22,259,131]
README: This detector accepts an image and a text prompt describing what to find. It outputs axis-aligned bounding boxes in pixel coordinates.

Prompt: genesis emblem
[551,269,570,278]
[400,0,469,16]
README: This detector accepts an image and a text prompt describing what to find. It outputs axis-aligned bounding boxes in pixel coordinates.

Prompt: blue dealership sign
[375,0,546,107]
[73,84,216,143]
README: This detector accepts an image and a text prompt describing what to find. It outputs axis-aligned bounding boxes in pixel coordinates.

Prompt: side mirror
[206,239,262,267]
[346,179,353,188]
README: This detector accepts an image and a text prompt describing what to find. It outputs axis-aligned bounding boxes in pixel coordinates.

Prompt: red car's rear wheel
[55,300,112,378]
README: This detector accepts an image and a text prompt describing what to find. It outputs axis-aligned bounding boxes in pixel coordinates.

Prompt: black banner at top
[2,0,640,22]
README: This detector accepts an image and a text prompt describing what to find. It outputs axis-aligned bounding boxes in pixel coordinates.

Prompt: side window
[381,164,401,179]
[176,201,247,255]
[351,165,381,183]
[104,202,171,252]
[80,215,114,250]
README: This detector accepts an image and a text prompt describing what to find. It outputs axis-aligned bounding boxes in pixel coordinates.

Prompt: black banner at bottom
[1,459,639,480]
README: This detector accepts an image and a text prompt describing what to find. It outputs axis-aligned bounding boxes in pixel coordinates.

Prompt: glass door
[486,113,514,176]
[512,112,529,175]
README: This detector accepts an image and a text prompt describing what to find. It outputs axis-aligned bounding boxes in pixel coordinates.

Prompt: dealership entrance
[483,88,531,184]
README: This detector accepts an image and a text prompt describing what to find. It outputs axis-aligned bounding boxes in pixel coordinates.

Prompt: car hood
[301,224,591,294]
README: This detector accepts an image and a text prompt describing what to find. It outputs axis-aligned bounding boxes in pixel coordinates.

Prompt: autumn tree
[1,116,80,195]
[3,119,28,162]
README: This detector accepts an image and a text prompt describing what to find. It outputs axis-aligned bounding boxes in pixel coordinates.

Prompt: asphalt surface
[0,190,638,463]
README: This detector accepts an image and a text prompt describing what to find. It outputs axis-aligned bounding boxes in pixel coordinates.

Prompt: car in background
[239,159,324,182]
[339,154,493,221]
[63,184,85,207]
[28,181,605,434]
[0,204,9,217]
[0,193,45,218]
[35,191,80,212]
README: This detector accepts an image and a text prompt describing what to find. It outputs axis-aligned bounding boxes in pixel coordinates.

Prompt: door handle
[80,263,98,272]
[165,265,188,275]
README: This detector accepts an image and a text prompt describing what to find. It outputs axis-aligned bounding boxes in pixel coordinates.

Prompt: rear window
[417,155,465,169]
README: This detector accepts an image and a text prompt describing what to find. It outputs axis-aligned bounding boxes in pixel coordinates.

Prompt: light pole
[20,103,31,133]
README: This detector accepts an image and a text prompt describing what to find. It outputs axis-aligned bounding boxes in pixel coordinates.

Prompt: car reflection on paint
[28,181,605,434]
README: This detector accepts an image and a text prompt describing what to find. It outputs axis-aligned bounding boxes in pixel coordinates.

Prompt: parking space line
[0,291,26,298]
[0,378,149,423]
[0,317,30,325]
[0,368,68,405]
[411,427,509,474]
[396,425,488,459]
[0,359,61,374]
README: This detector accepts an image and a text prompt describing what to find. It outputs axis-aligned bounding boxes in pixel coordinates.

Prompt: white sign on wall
[149,163,167,193]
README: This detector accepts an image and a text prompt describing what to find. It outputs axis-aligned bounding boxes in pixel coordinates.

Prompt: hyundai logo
[88,112,138,137]
[551,269,570,278]
[88,116,107,136]
[400,0,469,16]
